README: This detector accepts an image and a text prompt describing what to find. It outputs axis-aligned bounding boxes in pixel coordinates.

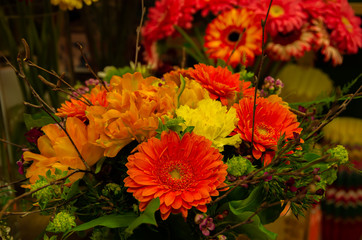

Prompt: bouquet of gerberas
[0,44,360,240]
[141,0,362,68]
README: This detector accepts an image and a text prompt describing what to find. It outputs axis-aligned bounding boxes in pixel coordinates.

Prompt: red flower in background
[250,0,307,37]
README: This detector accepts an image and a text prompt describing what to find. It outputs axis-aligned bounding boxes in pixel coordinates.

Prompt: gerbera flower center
[341,16,353,33]
[228,31,241,43]
[273,30,302,46]
[158,161,193,190]
[257,123,275,138]
[270,5,285,18]
[169,168,182,179]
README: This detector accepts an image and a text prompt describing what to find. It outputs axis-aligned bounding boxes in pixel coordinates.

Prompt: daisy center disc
[228,31,241,42]
[270,5,285,18]
[158,161,193,190]
[257,123,274,138]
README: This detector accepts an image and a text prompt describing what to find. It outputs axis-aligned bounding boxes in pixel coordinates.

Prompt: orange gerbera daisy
[56,86,108,121]
[23,117,105,186]
[233,97,302,165]
[204,8,262,67]
[189,64,250,106]
[124,130,228,220]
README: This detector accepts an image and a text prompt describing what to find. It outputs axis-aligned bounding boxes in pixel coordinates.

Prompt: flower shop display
[0,0,362,240]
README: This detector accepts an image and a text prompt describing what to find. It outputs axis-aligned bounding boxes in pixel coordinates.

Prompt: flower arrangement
[0,0,361,240]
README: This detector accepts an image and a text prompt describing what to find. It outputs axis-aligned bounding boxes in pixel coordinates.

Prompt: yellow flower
[51,0,98,10]
[176,99,241,152]
[23,117,105,186]
[163,69,210,108]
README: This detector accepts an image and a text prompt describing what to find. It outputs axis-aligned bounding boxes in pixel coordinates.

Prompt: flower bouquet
[0,0,362,240]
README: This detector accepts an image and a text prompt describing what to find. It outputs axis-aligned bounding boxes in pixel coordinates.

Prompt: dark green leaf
[64,179,80,201]
[24,113,61,130]
[125,198,160,235]
[95,157,106,174]
[229,186,263,215]
[62,213,138,239]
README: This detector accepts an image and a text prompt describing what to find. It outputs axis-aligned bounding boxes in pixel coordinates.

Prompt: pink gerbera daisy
[250,0,308,37]
[309,18,343,66]
[266,24,314,61]
[323,0,362,54]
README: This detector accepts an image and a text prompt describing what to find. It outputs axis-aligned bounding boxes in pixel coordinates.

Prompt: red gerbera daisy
[141,0,195,42]
[204,8,262,68]
[233,97,302,165]
[188,64,243,106]
[323,0,362,54]
[250,0,308,37]
[124,131,228,220]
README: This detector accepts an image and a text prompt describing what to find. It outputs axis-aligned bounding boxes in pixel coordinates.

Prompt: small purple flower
[17,156,24,175]
[199,217,215,236]
[285,177,295,187]
[24,127,43,144]
[263,172,273,182]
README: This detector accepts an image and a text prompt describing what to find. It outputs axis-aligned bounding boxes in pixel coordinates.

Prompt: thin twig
[305,84,362,141]
[250,0,273,149]
[134,0,146,70]
[0,169,82,219]
[0,178,28,189]
[0,138,27,149]
[75,42,109,92]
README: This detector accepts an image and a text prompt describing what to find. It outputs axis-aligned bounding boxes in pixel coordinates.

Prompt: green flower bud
[226,156,251,177]
[46,211,76,233]
[102,183,122,196]
[327,145,349,165]
[31,178,54,204]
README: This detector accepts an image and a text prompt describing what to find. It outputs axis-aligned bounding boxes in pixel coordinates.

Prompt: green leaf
[229,186,263,215]
[258,203,283,225]
[24,113,61,130]
[95,157,106,174]
[125,197,160,235]
[62,213,138,239]
[304,153,320,161]
[225,211,277,240]
[64,179,80,201]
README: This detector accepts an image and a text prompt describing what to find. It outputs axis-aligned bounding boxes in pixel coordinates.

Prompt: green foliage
[155,116,194,139]
[327,145,349,165]
[47,211,76,233]
[24,112,61,130]
[63,213,138,239]
[125,198,160,235]
[226,156,255,177]
[30,169,69,209]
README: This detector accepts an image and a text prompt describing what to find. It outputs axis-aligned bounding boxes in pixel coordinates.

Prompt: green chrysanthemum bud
[31,178,54,203]
[102,183,122,196]
[226,156,252,177]
[327,145,349,165]
[46,211,76,233]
